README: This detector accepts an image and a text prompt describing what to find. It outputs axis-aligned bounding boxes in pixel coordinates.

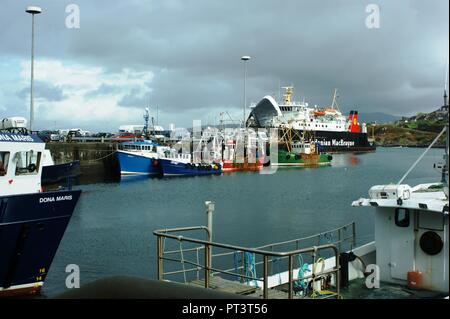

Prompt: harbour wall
[46,142,120,184]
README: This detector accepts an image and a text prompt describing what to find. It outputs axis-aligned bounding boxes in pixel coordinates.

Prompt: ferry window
[14,151,41,175]
[0,152,10,176]
[395,208,410,227]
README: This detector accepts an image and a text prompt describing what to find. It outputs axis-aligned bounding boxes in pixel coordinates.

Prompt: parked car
[93,132,113,138]
[38,130,58,142]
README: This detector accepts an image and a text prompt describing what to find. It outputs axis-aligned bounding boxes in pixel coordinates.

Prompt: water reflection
[331,153,362,167]
[120,175,153,183]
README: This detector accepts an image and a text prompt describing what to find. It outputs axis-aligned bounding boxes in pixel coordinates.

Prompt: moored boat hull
[160,159,222,177]
[0,190,81,296]
[116,151,161,176]
[273,150,332,167]
[222,159,264,172]
[41,160,81,185]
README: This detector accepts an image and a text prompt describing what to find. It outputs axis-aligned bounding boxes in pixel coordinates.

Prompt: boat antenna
[151,116,155,136]
[279,79,281,102]
[143,107,150,137]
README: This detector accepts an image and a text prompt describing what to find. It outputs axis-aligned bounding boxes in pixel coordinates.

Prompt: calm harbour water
[42,147,444,297]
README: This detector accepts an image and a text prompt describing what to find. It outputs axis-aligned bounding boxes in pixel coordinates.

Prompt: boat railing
[153,202,351,299]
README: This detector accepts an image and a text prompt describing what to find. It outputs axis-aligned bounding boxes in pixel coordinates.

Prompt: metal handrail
[154,228,341,299]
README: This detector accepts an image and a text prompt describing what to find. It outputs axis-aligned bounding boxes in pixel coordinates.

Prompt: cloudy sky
[0,0,448,132]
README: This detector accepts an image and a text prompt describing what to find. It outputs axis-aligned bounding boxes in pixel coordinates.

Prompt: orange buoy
[407,270,423,289]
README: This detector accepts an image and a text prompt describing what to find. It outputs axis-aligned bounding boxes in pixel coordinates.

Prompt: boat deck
[188,276,445,299]
[189,276,297,299]
[340,278,447,299]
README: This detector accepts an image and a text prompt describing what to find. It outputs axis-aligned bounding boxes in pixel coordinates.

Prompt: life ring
[286,154,291,160]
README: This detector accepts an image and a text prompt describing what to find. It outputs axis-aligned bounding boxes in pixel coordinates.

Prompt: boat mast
[331,88,341,112]
[443,54,449,190]
[143,107,150,138]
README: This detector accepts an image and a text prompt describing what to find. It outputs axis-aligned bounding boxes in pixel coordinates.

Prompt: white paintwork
[117,142,171,160]
[42,149,55,167]
[353,183,449,293]
[0,281,43,294]
[0,137,44,196]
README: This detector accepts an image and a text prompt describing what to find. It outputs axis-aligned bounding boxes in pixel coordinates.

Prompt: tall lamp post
[241,55,251,127]
[26,6,42,132]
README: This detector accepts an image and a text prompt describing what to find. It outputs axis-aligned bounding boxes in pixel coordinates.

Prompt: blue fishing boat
[159,154,222,177]
[116,140,169,176]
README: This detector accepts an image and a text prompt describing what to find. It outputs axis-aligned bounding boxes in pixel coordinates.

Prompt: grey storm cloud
[118,88,149,108]
[84,83,121,99]
[17,80,66,102]
[1,0,449,129]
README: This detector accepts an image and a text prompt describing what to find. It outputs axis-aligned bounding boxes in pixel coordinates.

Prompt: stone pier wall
[46,142,120,184]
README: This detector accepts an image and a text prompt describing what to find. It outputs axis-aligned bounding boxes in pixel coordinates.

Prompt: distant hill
[393,105,448,133]
[368,104,448,147]
[358,112,401,124]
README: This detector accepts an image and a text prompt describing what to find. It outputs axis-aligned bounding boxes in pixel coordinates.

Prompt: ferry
[0,120,81,297]
[247,87,375,153]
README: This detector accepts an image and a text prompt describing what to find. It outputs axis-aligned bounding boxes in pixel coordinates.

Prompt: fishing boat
[116,140,169,176]
[275,142,332,167]
[115,108,171,176]
[272,127,332,167]
[222,138,264,172]
[159,152,222,177]
[0,124,81,297]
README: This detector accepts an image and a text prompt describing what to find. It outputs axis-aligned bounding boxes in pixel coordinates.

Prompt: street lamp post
[241,55,251,127]
[26,6,42,132]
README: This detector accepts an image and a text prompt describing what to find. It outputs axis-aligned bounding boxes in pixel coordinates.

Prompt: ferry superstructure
[247,87,375,152]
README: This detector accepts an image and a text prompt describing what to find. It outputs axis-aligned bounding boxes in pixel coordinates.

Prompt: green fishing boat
[274,141,332,167]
